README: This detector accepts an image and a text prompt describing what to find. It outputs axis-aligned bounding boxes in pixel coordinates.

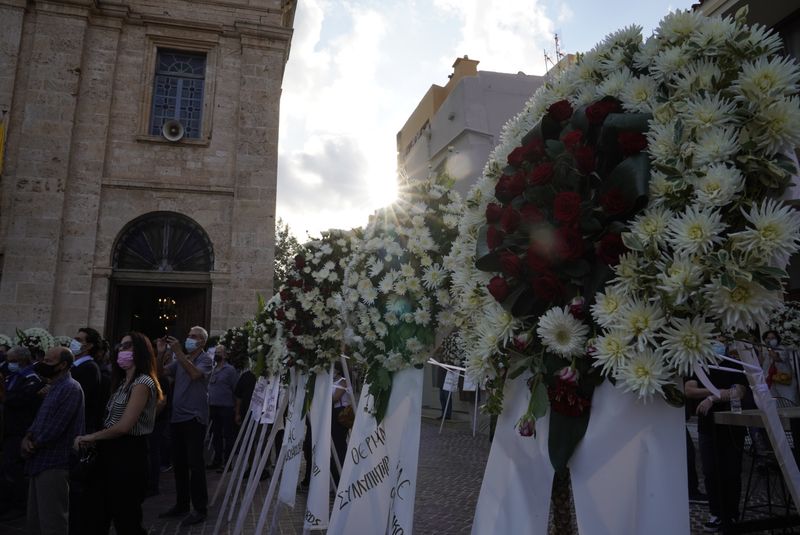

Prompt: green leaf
[545,139,566,159]
[520,121,543,147]
[602,153,651,214]
[508,356,534,380]
[548,392,594,473]
[530,380,549,419]
[475,252,502,273]
[570,105,589,133]
[720,272,736,290]
[303,373,317,418]
[754,265,789,280]
[621,232,645,252]
[561,259,591,278]
[541,114,562,140]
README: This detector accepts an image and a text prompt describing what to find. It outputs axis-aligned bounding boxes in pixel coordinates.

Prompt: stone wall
[0,0,294,337]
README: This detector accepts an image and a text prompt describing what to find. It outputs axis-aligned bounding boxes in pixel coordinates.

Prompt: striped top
[104,374,157,436]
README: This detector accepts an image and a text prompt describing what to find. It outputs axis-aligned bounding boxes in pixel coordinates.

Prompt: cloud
[432,0,557,75]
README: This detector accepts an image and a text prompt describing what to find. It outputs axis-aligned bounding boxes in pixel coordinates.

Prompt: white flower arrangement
[451,8,800,420]
[344,174,462,420]
[247,294,285,378]
[766,301,800,349]
[278,229,360,373]
[0,334,12,349]
[54,335,73,348]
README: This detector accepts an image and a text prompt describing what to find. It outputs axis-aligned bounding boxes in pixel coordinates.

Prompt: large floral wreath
[15,327,56,357]
[343,175,462,420]
[248,294,285,378]
[453,9,800,469]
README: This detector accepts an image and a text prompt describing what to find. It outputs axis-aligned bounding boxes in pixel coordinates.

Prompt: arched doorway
[106,212,214,344]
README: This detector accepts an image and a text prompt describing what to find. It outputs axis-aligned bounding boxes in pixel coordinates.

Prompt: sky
[276,0,689,240]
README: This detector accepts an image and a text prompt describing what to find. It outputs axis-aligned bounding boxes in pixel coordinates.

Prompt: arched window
[112,212,214,272]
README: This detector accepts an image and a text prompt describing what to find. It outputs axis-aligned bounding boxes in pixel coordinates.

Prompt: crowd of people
[0,325,352,534]
[684,331,799,533]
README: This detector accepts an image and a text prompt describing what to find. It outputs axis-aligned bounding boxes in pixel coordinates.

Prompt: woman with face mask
[73,332,164,535]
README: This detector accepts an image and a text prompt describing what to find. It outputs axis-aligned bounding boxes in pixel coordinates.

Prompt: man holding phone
[156,326,212,527]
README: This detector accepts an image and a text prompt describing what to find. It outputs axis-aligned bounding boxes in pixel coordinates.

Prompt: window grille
[149,50,206,139]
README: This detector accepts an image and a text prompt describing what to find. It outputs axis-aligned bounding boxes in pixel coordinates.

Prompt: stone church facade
[0,0,295,341]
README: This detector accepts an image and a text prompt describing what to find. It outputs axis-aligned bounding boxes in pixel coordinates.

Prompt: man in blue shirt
[157,326,213,527]
[22,346,84,535]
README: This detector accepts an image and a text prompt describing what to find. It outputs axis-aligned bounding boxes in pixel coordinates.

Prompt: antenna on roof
[544,33,566,78]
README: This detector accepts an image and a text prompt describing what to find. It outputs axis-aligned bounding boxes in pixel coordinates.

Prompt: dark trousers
[0,435,27,511]
[89,435,149,535]
[209,406,235,465]
[171,419,208,514]
[699,425,745,519]
[147,417,168,493]
[331,407,349,484]
[439,389,452,418]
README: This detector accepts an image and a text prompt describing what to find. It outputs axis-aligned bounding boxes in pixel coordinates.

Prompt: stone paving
[1,415,798,534]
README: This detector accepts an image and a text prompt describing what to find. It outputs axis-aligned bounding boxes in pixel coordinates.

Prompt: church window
[149,50,207,139]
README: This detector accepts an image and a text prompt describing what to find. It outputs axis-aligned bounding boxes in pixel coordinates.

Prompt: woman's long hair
[111,331,164,401]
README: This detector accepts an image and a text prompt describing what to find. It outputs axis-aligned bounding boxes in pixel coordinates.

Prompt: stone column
[0,2,90,333]
[51,12,125,336]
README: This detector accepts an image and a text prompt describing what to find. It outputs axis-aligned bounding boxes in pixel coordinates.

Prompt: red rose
[529,162,554,186]
[487,226,505,250]
[553,191,581,224]
[520,203,545,224]
[597,233,627,265]
[617,131,648,157]
[531,272,564,302]
[548,99,574,122]
[600,188,631,216]
[585,99,621,125]
[500,205,521,233]
[485,202,503,223]
[555,227,584,261]
[561,130,583,152]
[526,248,550,273]
[548,379,590,416]
[289,278,303,288]
[276,308,286,321]
[507,138,545,167]
[279,289,292,301]
[573,145,595,174]
[488,276,511,302]
[499,251,523,278]
[517,417,535,437]
[292,324,303,336]
[495,172,526,202]
[294,255,306,269]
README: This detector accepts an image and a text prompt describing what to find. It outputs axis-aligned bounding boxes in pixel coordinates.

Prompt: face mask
[7,362,19,373]
[69,339,83,355]
[711,341,726,355]
[185,338,199,352]
[768,338,779,348]
[117,351,135,370]
[34,361,63,379]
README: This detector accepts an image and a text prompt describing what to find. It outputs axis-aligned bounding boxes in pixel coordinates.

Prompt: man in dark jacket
[69,328,103,433]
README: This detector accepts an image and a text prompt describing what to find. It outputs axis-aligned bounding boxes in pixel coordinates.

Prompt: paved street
[1,415,795,534]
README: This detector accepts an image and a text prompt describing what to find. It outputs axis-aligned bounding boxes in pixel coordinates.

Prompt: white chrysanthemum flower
[632,35,660,71]
[660,316,719,375]
[650,45,690,82]
[598,48,629,77]
[593,329,632,375]
[357,278,378,305]
[600,24,643,49]
[378,271,396,294]
[648,171,686,203]
[610,252,641,294]
[750,96,800,156]
[413,308,431,326]
[689,15,737,50]
[536,307,590,359]
[733,56,800,102]
[618,298,666,349]
[730,199,800,266]
[667,205,726,256]
[691,126,739,166]
[656,10,704,43]
[596,67,633,99]
[617,347,670,402]
[422,263,447,289]
[368,258,384,278]
[737,23,784,58]
[620,74,658,113]
[591,287,627,328]
[672,59,722,96]
[630,206,673,245]
[704,277,783,331]
[692,163,745,207]
[655,256,705,306]
[681,94,737,132]
[647,120,683,163]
